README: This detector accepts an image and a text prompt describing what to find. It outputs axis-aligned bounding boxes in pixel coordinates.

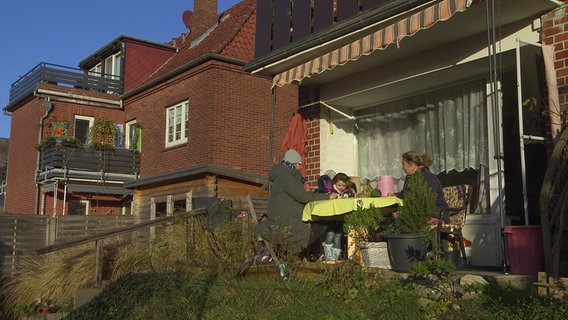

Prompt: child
[322,172,356,261]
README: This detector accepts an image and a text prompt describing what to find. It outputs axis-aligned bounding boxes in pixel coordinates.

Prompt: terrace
[8,62,122,105]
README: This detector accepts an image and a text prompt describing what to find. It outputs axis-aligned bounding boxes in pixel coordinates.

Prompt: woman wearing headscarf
[256,149,338,253]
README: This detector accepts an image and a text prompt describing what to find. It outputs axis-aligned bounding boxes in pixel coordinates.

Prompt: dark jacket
[255,163,329,250]
[396,167,448,221]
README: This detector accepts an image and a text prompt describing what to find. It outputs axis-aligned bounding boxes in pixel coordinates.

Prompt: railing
[38,143,140,181]
[36,208,208,287]
[9,62,123,104]
[0,163,6,183]
[254,0,395,57]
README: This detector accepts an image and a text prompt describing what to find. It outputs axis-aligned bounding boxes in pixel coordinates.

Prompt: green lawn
[63,266,568,320]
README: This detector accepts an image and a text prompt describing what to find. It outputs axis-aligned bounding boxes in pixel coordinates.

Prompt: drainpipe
[485,0,506,273]
[267,86,276,191]
[35,98,52,215]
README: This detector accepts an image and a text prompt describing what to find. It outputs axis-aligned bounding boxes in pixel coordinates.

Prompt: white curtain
[356,80,488,180]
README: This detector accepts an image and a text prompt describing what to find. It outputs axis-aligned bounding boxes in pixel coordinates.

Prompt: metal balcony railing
[37,142,140,182]
[9,62,123,104]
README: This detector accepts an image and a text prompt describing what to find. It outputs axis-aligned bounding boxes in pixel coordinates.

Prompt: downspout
[266,86,276,194]
[486,0,506,273]
[35,98,52,215]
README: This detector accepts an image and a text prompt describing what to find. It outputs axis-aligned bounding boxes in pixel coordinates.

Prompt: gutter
[245,0,432,74]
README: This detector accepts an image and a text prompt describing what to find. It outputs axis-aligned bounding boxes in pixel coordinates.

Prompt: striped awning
[273,0,472,88]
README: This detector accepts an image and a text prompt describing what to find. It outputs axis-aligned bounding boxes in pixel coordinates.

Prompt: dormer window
[89,52,121,80]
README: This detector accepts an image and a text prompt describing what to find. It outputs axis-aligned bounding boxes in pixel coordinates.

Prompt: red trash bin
[503,226,544,275]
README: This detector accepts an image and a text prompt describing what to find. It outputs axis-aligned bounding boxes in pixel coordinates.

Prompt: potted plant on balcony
[343,190,396,269]
[383,170,436,272]
[88,117,118,149]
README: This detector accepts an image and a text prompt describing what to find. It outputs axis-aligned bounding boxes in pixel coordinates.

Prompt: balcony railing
[255,0,395,57]
[37,142,139,182]
[9,62,123,104]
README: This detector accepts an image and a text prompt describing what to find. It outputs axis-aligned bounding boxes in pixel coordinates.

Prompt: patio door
[500,40,548,225]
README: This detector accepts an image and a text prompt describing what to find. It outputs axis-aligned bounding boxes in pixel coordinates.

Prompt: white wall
[319,110,357,177]
[315,22,541,267]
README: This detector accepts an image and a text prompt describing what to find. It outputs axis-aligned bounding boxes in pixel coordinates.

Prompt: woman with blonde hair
[395,151,448,222]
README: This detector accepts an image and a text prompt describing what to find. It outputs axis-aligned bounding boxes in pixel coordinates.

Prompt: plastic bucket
[503,226,544,275]
[377,175,395,196]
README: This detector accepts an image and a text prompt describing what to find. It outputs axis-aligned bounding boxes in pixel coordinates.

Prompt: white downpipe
[515,39,530,225]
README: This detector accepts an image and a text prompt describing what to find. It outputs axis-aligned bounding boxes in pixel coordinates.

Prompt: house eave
[124,164,266,190]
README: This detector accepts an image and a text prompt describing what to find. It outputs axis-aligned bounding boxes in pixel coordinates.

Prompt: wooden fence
[0,214,140,277]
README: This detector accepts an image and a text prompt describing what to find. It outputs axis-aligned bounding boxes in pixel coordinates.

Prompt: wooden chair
[435,184,472,266]
[247,195,280,265]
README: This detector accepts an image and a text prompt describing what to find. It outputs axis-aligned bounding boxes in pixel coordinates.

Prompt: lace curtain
[356,80,488,180]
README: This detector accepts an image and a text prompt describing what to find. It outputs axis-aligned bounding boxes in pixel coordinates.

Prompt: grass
[1,214,567,319]
[59,271,568,320]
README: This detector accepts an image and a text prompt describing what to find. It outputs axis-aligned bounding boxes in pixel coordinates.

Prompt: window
[74,115,94,145]
[89,63,102,76]
[150,193,192,218]
[355,80,488,180]
[104,53,121,80]
[165,101,189,147]
[114,124,124,148]
[89,52,121,80]
[122,201,132,215]
[68,200,90,215]
[126,120,142,151]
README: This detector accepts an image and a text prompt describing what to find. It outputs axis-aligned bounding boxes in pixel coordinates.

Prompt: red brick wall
[123,40,176,92]
[5,99,46,214]
[542,4,568,129]
[298,87,322,189]
[192,0,218,39]
[124,59,298,181]
[5,85,124,215]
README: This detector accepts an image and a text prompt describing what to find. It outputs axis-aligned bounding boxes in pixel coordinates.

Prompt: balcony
[37,142,140,183]
[9,62,123,105]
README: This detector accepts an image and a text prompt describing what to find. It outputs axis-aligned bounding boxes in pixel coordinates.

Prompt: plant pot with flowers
[343,191,396,268]
[383,170,437,272]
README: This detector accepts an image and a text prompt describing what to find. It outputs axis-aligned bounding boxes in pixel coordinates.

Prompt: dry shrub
[1,215,257,316]
[2,243,95,313]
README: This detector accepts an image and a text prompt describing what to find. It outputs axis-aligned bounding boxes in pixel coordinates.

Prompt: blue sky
[0,0,240,138]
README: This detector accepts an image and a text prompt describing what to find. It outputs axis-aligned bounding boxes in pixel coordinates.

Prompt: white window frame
[165,101,189,148]
[104,52,121,80]
[68,200,90,215]
[74,115,94,145]
[122,201,132,215]
[125,120,141,151]
[89,63,102,76]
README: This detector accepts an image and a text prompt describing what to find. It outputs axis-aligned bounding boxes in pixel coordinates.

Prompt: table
[303,196,404,261]
[302,196,404,222]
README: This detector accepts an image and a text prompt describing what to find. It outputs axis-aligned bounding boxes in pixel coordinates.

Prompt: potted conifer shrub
[383,170,436,272]
[343,190,395,268]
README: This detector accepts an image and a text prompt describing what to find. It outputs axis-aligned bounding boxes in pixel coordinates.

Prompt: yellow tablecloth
[302,196,404,222]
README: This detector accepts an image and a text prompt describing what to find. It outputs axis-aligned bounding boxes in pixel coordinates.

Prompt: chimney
[191,0,218,39]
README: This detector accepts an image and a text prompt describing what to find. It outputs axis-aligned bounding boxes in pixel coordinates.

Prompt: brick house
[4,14,182,215]
[2,0,297,218]
[122,0,297,220]
[2,35,176,215]
[246,0,565,268]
